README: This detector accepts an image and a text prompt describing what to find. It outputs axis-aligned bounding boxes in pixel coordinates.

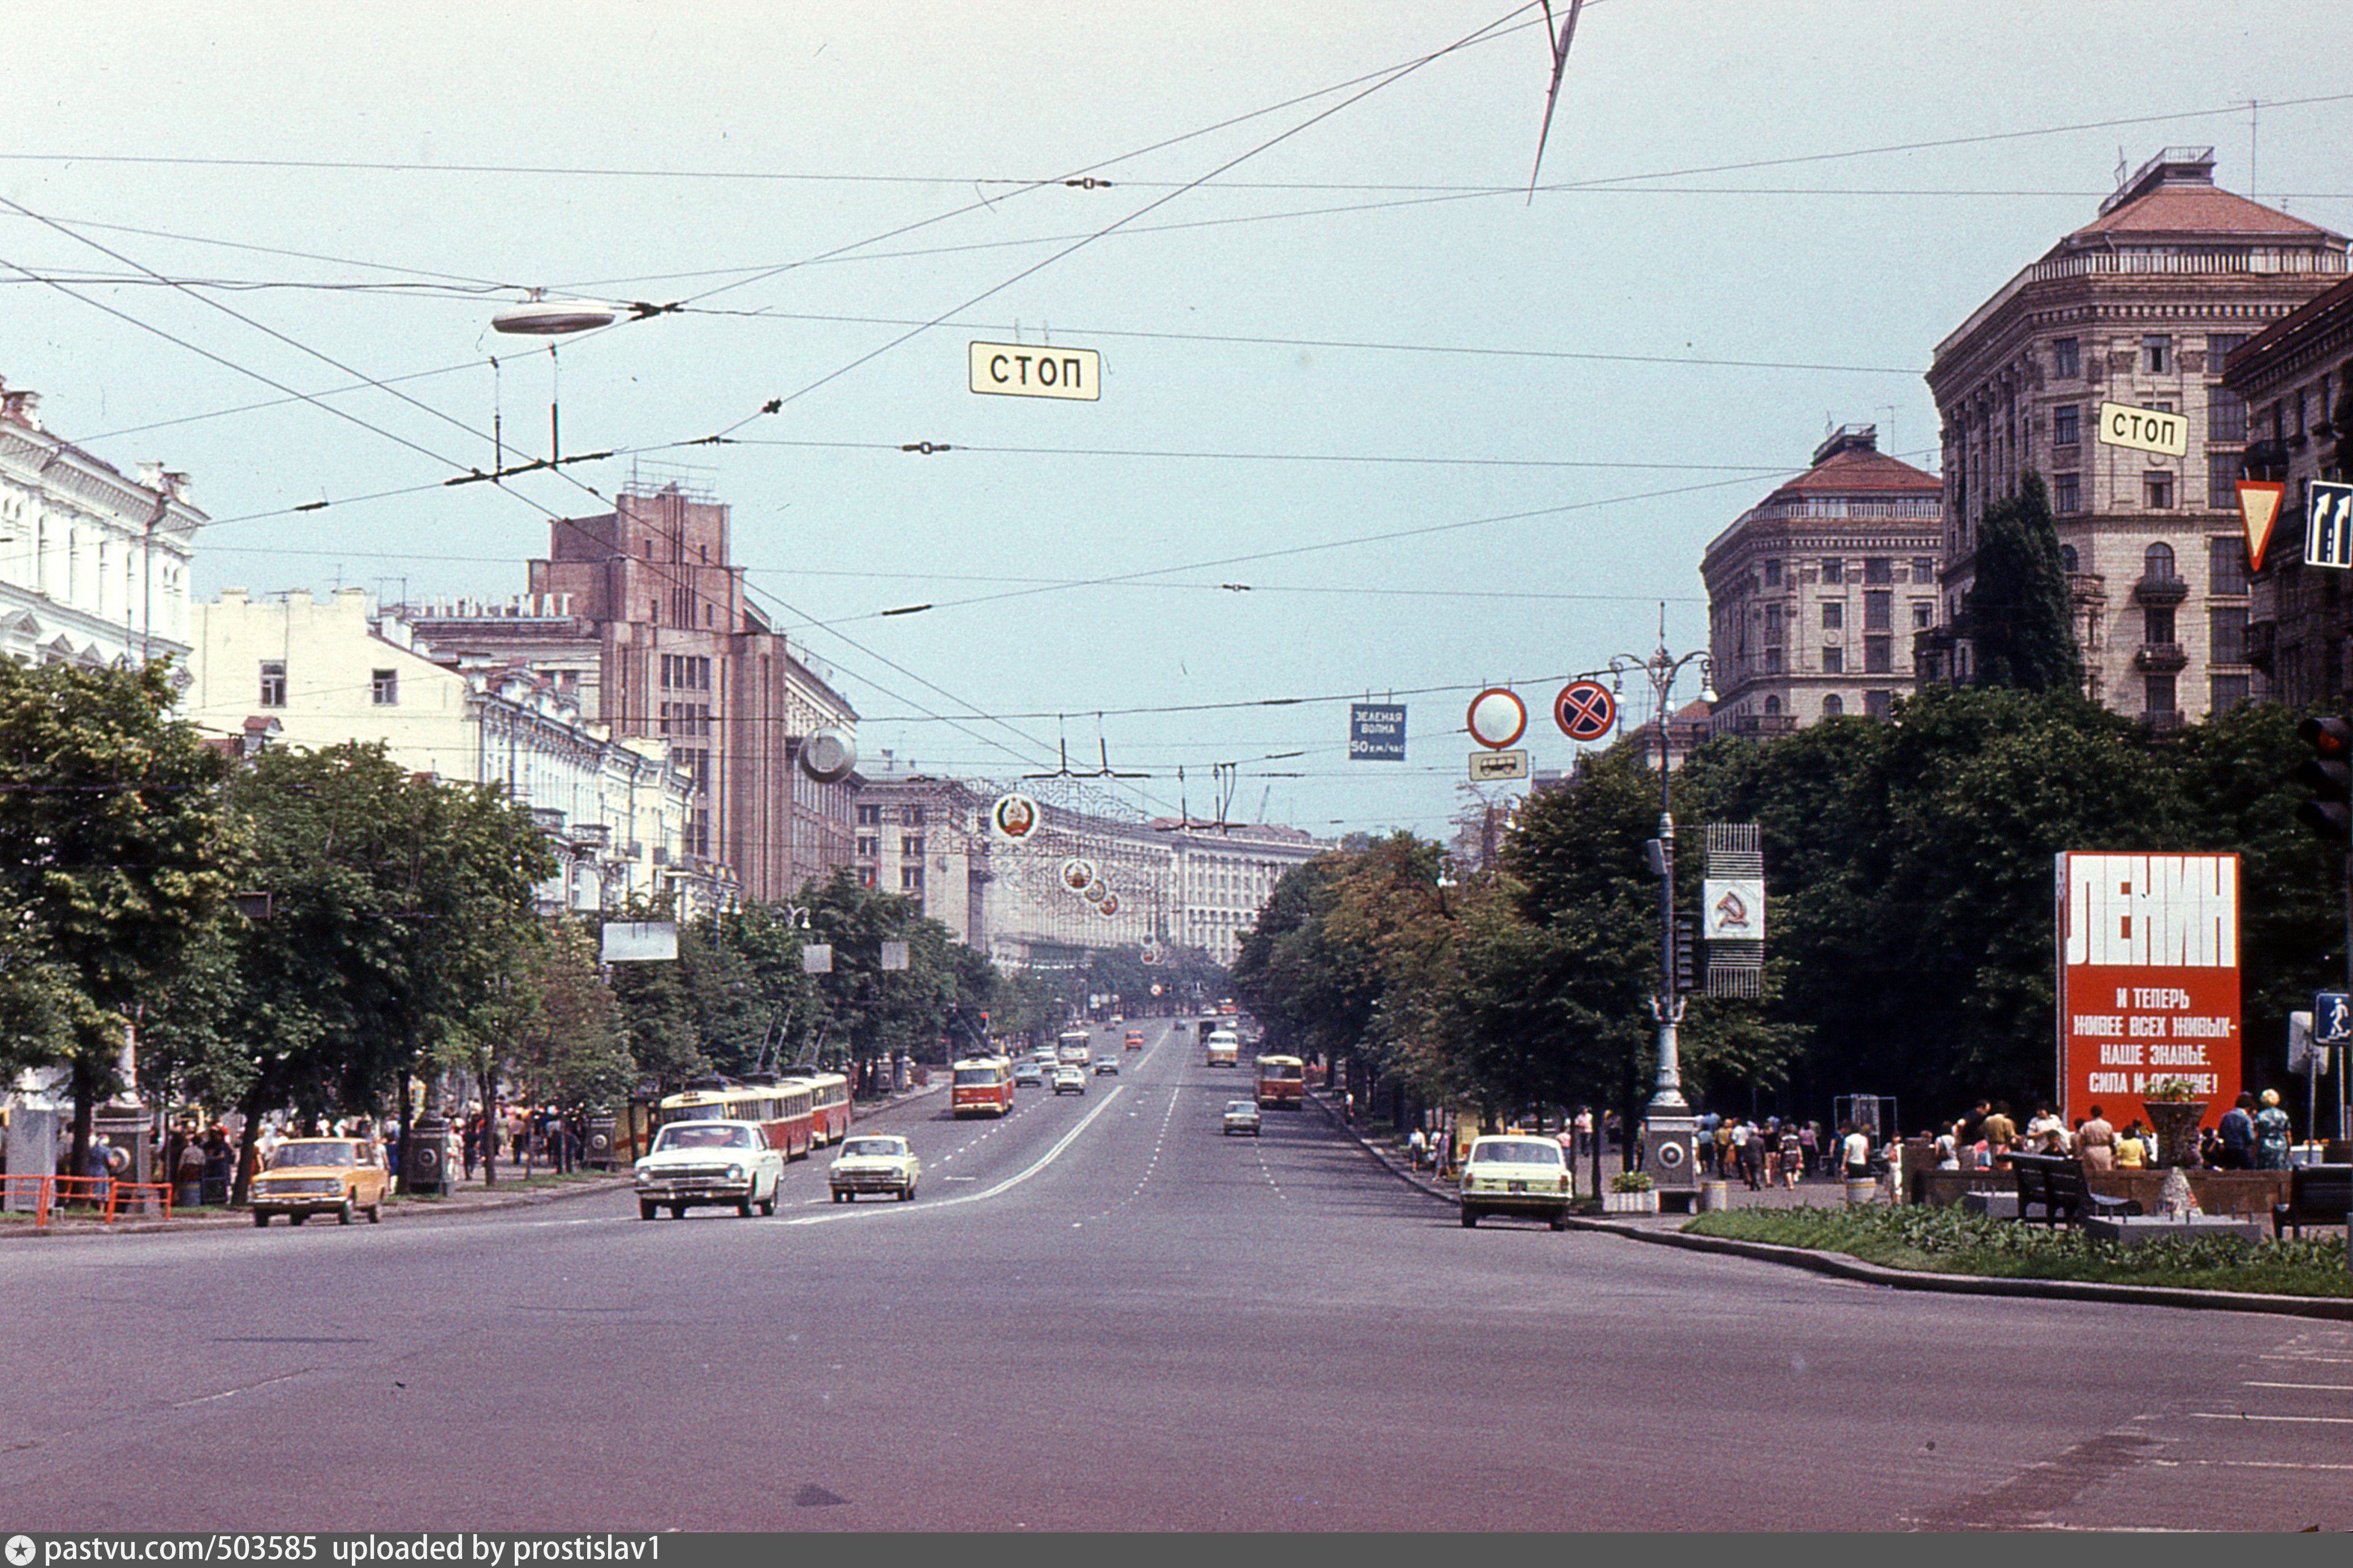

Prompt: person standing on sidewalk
[1407,1126,1427,1171]
[2075,1105,2117,1174]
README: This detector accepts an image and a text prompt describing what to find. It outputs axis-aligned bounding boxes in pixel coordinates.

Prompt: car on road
[249,1137,389,1226]
[1051,1065,1088,1095]
[1222,1100,1262,1137]
[633,1119,785,1220]
[1458,1135,1573,1230]
[1014,1061,1044,1087]
[1124,1029,1143,1051]
[1094,1055,1121,1076]
[829,1134,921,1202]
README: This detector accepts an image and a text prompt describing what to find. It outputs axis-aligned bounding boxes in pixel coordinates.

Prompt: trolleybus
[781,1070,852,1144]
[1205,1029,1240,1069]
[950,1056,1015,1117]
[654,1078,816,1160]
[1254,1054,1305,1109]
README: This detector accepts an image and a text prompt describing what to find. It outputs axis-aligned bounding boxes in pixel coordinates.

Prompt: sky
[4,1,2350,842]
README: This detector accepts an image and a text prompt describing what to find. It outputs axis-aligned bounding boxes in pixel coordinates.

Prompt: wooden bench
[2272,1164,2352,1239]
[2009,1152,2138,1226]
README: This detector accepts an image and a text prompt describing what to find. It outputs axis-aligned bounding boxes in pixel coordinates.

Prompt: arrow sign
[1555,679,1616,742]
[2236,479,2284,572]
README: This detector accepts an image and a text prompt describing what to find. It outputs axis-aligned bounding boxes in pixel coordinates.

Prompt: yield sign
[1554,679,1616,742]
[2237,480,2285,572]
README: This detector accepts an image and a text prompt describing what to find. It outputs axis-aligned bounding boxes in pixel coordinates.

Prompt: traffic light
[2293,715,2353,842]
[1672,912,1700,993]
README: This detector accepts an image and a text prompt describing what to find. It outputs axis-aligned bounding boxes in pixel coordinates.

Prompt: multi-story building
[1704,425,1943,734]
[399,480,860,903]
[0,377,202,667]
[2222,275,2353,707]
[1919,148,2347,725]
[182,587,714,915]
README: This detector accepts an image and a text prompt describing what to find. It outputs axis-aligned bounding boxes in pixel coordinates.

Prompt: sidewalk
[1308,1091,2351,1321]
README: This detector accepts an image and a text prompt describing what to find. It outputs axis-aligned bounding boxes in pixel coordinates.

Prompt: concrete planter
[1602,1189,1660,1215]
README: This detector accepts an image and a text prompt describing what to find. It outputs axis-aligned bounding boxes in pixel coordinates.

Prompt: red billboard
[2055,852,2240,1130]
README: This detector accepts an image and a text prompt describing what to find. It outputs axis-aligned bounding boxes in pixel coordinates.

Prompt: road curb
[1305,1091,2351,1321]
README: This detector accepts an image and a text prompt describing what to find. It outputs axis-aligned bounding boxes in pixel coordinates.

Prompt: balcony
[1721,713,1799,739]
[2132,574,2188,606]
[567,822,611,848]
[2067,571,2106,606]
[2140,709,2186,733]
[2134,642,2188,673]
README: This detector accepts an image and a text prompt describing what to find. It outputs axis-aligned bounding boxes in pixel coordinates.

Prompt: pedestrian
[2075,1104,2116,1173]
[1711,1118,1735,1179]
[1733,1119,1761,1190]
[2252,1089,2292,1171]
[2115,1122,2149,1170]
[1777,1122,1804,1189]
[462,1113,481,1181]
[1799,1121,1819,1176]
[1839,1123,1872,1181]
[201,1126,234,1205]
[2217,1092,2256,1170]
[1979,1101,2018,1168]
[1407,1126,1428,1171]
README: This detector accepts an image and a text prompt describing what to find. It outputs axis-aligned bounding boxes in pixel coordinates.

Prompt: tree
[0,661,231,1178]
[1967,471,2083,695]
[511,919,634,1112]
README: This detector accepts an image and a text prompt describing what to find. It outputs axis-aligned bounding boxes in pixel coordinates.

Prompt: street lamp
[1608,631,1715,1190]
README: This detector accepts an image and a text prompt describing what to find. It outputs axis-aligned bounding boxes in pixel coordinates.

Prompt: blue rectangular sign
[1348,703,1407,761]
[2315,991,2352,1045]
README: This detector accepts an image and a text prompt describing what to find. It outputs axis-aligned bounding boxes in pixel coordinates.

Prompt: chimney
[1,389,41,430]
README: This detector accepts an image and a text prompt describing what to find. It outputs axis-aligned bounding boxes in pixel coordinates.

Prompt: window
[904,805,926,826]
[2053,403,2080,446]
[2053,337,2080,378]
[2144,471,2175,510]
[2060,544,2080,573]
[1762,695,1782,716]
[1912,601,1933,630]
[902,835,925,857]
[1863,591,1891,631]
[1863,558,1893,585]
[2210,673,2252,712]
[1822,693,1845,717]
[2143,674,2177,717]
[1822,645,1845,674]
[1863,690,1894,719]
[1765,647,1783,674]
[2208,331,2246,368]
[2209,385,2247,444]
[2207,451,2242,511]
[1911,557,1936,584]
[1821,602,1844,630]
[2143,334,2171,374]
[258,661,286,708]
[371,668,398,707]
[2053,473,2080,514]
[2144,605,2175,645]
[857,867,877,888]
[2209,605,2248,665]
[1761,558,1782,587]
[856,835,878,858]
[1863,635,1892,674]
[2209,536,2248,596]
[856,803,880,826]
[2144,542,2177,580]
[900,865,924,893]
[1820,558,1845,584]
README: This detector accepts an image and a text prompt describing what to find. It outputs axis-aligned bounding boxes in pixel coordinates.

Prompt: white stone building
[182,588,717,915]
[0,378,201,667]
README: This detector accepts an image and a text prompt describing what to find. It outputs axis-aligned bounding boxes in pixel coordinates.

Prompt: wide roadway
[6,1015,2348,1531]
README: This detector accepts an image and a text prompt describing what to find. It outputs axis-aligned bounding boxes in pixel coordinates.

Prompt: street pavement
[5,1018,2348,1531]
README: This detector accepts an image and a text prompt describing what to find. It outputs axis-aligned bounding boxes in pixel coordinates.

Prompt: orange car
[250,1138,389,1226]
[1124,1030,1143,1051]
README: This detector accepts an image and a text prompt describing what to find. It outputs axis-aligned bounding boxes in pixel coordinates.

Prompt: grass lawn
[1683,1203,2350,1298]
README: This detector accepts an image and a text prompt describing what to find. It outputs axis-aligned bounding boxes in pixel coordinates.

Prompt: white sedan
[829,1134,921,1201]
[634,1121,785,1220]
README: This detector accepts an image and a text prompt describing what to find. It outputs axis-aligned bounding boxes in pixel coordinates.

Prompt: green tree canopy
[1967,471,2083,695]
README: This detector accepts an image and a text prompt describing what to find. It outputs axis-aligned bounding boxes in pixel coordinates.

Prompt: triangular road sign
[2238,479,2286,572]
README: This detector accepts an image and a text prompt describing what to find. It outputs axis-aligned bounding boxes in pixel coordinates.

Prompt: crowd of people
[1928,1092,2296,1172]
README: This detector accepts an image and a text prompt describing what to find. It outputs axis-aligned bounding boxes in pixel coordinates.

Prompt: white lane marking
[785,1083,1127,1226]
[2242,1381,2353,1392]
[2155,1459,2353,1472]
[169,1371,305,1408]
[2189,1413,2353,1424]
[2258,1353,2353,1363]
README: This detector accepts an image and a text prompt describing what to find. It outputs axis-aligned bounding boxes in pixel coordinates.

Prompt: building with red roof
[1920,148,2347,725]
[1703,423,1943,734]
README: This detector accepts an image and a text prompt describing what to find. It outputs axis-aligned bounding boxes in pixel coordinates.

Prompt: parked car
[249,1137,389,1226]
[1458,1135,1573,1230]
[1051,1066,1088,1095]
[828,1134,921,1202]
[1222,1100,1262,1137]
[632,1119,785,1220]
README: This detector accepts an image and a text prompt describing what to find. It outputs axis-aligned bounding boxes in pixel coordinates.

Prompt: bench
[2272,1164,2352,1239]
[2009,1152,2139,1226]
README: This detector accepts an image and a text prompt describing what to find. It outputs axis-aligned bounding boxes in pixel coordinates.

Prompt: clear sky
[4,1,2348,841]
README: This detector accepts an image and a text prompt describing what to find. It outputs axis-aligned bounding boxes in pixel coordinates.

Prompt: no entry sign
[1554,680,1615,742]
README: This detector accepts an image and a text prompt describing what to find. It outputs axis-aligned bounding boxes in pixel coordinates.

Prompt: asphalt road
[6,1016,2348,1531]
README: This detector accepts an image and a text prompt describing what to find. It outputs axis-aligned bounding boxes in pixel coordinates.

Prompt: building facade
[1704,424,1943,734]
[1920,148,2347,725]
[0,378,202,667]
[2222,275,2353,707]
[182,588,713,915]
[399,481,861,904]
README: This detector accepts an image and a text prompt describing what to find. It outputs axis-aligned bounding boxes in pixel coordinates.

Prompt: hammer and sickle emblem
[1713,889,1750,931]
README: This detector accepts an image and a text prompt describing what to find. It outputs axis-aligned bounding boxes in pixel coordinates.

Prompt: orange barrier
[2,1173,53,1226]
[47,1175,173,1222]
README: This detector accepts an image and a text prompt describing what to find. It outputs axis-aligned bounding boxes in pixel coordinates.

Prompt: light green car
[1458,1135,1574,1230]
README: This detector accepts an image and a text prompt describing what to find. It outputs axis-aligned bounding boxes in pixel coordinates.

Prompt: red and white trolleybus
[654,1077,816,1160]
[1255,1054,1306,1110]
[950,1057,1015,1118]
[781,1071,852,1144]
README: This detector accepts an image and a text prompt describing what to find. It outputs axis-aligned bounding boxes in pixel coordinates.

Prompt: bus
[950,1057,1015,1117]
[654,1078,816,1160]
[1205,1029,1240,1069]
[780,1071,852,1144]
[1254,1054,1305,1109]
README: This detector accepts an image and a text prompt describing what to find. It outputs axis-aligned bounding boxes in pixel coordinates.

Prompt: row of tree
[1233,684,2338,1140]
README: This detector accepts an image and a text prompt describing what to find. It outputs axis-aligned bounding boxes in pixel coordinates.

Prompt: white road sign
[969,342,1101,401]
[2096,401,2187,458]
[1468,749,1529,781]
